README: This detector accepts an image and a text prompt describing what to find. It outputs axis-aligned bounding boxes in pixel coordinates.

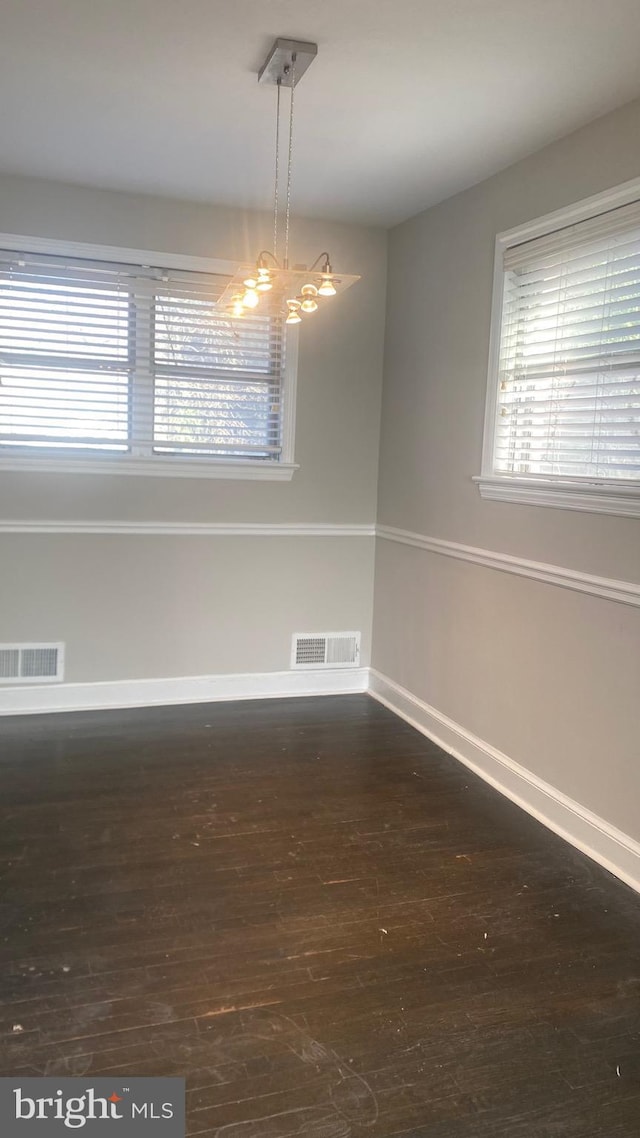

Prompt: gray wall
[0,175,386,680]
[373,98,640,840]
[1,535,375,681]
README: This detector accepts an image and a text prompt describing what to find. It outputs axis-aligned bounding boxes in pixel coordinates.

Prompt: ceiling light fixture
[221,38,359,324]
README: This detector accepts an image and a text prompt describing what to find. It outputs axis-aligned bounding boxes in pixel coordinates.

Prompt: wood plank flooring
[1,694,639,1136]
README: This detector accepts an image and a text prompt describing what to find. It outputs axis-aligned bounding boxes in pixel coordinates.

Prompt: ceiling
[2,0,640,227]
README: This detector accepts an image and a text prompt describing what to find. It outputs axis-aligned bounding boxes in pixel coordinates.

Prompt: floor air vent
[0,643,64,683]
[291,632,361,669]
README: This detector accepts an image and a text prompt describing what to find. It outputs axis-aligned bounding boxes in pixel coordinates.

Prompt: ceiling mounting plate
[258,38,318,88]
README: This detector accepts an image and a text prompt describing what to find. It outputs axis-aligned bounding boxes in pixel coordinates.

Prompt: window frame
[0,233,299,481]
[476,177,640,519]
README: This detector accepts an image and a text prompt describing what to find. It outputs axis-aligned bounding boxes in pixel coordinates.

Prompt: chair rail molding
[0,521,376,537]
[376,525,640,609]
[2,519,637,606]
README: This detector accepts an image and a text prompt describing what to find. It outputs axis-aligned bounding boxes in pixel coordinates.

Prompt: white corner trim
[474,475,640,520]
[376,525,640,609]
[368,669,640,895]
[0,521,376,537]
[0,667,370,716]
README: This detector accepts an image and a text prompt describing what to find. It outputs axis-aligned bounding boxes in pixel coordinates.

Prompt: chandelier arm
[273,79,281,261]
[256,250,282,268]
[307,252,332,273]
[284,52,296,270]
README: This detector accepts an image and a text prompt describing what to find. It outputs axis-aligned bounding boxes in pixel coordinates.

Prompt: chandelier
[219,38,359,325]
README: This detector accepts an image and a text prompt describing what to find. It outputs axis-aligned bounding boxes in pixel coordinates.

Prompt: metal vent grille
[0,643,64,684]
[0,649,20,679]
[291,632,360,670]
[295,637,327,666]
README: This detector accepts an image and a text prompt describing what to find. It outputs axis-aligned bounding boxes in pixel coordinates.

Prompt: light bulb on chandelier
[318,274,337,297]
[242,288,260,308]
[299,284,318,313]
[285,300,302,325]
[217,39,359,324]
[256,269,273,292]
[227,294,247,318]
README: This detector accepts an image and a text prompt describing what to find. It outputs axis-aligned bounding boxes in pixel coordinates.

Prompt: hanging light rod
[218,36,359,325]
[258,38,318,88]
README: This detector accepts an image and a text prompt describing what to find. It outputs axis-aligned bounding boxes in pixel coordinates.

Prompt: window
[0,241,297,480]
[477,188,640,517]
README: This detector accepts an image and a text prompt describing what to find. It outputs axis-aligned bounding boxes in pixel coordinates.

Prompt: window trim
[477,176,640,518]
[0,232,299,481]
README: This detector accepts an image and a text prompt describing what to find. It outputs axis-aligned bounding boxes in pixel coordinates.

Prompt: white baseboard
[368,668,640,895]
[0,667,369,716]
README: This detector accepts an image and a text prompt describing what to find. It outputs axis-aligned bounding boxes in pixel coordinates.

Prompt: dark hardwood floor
[1,694,639,1136]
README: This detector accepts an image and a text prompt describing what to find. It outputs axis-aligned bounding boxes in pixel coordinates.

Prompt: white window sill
[0,455,299,481]
[473,475,640,519]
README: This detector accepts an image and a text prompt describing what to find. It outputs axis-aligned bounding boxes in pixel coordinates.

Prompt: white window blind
[0,249,286,463]
[493,199,640,483]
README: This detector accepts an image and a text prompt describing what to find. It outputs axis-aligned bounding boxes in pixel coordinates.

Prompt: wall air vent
[291,632,361,669]
[0,643,64,684]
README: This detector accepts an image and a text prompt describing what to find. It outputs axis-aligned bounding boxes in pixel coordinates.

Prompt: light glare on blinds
[152,279,283,457]
[0,250,285,461]
[494,200,640,482]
